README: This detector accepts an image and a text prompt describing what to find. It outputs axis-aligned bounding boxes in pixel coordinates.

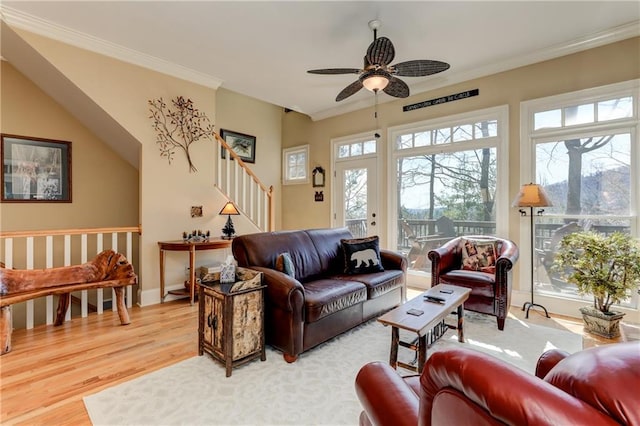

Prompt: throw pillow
[460,238,497,273]
[341,236,384,274]
[275,252,295,278]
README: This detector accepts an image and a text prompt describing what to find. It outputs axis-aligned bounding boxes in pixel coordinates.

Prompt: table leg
[390,326,399,369]
[417,334,427,373]
[159,248,166,303]
[189,245,196,305]
[457,303,465,343]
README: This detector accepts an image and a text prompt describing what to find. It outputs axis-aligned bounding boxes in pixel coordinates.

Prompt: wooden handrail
[0,226,142,238]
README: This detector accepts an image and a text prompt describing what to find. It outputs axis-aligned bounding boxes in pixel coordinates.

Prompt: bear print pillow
[341,236,384,274]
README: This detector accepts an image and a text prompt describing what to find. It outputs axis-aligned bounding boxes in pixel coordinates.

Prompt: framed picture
[220,129,256,163]
[1,134,72,202]
[312,166,325,187]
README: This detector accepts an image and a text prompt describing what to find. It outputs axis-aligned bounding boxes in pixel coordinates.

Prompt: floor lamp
[512,183,552,319]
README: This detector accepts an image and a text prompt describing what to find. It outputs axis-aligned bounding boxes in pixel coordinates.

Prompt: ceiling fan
[308,20,450,102]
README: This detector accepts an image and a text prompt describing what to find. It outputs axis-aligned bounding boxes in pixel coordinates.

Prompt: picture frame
[220,129,256,163]
[1,134,72,202]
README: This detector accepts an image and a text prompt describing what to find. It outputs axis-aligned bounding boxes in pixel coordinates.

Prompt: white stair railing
[0,226,140,330]
[213,132,274,231]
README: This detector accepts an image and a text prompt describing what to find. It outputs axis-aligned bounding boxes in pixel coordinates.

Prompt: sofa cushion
[341,236,384,274]
[333,269,404,299]
[305,227,353,275]
[439,270,495,298]
[303,279,367,323]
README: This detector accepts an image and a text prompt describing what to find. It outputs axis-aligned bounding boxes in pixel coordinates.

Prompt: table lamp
[512,183,552,319]
[219,201,240,240]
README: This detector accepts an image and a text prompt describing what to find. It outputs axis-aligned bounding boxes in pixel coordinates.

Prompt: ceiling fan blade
[336,80,364,102]
[366,37,395,66]
[307,68,361,75]
[383,77,410,98]
[392,60,450,77]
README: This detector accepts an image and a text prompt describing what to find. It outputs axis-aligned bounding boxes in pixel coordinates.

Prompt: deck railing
[0,226,141,330]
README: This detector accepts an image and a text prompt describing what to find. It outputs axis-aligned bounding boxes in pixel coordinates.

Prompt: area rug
[84,312,581,426]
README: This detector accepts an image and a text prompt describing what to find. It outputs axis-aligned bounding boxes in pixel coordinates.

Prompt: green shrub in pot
[552,231,640,338]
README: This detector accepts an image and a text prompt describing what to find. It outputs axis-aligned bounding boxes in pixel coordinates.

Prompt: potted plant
[552,231,640,338]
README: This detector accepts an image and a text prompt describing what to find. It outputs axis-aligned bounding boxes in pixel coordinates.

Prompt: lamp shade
[362,75,389,92]
[219,201,240,215]
[511,183,553,208]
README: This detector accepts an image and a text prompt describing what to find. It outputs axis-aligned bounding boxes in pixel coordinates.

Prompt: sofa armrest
[241,266,305,312]
[379,249,408,273]
[355,362,419,426]
[535,349,570,379]
[421,348,617,426]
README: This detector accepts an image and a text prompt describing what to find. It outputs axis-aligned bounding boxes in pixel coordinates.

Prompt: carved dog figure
[0,249,135,295]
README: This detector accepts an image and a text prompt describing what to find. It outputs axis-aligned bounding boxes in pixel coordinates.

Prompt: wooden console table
[158,239,232,305]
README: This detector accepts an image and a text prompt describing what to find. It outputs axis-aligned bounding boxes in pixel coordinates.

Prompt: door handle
[371,221,376,226]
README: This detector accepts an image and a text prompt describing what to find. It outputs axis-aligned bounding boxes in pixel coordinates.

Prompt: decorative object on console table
[1,134,72,202]
[220,129,256,163]
[157,239,232,305]
[219,201,240,239]
[198,268,266,377]
[512,182,552,319]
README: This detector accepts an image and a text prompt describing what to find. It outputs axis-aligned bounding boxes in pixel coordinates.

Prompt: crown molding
[309,20,640,121]
[0,5,223,89]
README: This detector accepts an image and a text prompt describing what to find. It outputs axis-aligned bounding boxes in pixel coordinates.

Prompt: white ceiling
[2,1,639,121]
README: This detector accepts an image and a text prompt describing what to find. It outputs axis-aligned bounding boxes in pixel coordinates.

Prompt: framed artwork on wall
[1,134,72,202]
[220,129,256,163]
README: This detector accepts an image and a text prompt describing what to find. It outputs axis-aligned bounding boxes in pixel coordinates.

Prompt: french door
[334,157,378,238]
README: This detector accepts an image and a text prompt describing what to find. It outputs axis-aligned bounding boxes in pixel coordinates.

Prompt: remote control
[424,295,445,303]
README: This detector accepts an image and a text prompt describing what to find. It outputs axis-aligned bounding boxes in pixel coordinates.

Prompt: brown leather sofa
[355,342,640,426]
[428,236,519,330]
[232,227,407,362]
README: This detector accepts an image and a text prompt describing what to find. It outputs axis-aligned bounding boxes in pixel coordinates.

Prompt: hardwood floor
[1,295,636,425]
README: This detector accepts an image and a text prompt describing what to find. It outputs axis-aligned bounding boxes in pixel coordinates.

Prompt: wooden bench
[0,249,138,355]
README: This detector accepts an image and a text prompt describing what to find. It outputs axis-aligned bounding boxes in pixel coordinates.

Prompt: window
[389,106,509,274]
[336,138,377,159]
[282,145,309,185]
[520,80,639,308]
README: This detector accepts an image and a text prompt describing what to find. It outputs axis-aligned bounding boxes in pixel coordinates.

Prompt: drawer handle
[208,314,218,330]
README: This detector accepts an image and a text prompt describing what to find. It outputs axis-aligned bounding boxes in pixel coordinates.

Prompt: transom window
[336,139,376,159]
[396,119,497,150]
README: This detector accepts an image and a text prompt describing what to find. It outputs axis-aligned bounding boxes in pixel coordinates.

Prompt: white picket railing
[214,132,274,232]
[0,226,141,330]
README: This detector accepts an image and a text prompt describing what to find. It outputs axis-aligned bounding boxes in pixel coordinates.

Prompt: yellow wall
[0,61,139,230]
[216,88,283,231]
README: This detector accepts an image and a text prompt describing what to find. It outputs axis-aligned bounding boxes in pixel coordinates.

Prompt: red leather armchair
[355,342,640,426]
[428,236,518,330]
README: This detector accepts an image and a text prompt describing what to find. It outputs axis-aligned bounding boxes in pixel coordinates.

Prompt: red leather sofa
[355,342,640,426]
[232,227,406,362]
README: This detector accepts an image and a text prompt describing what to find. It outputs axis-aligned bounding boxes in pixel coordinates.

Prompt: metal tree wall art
[148,96,215,172]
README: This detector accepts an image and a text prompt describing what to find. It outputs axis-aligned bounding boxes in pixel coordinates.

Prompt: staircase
[213,132,274,232]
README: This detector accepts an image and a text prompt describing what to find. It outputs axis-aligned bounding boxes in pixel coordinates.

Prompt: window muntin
[283,145,309,185]
[523,80,638,309]
[335,138,377,159]
[396,118,498,149]
[390,107,507,274]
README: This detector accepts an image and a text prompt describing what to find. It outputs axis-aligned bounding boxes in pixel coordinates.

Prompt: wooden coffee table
[377,284,471,373]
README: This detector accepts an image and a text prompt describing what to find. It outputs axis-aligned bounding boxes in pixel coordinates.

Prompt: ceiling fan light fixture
[362,74,389,92]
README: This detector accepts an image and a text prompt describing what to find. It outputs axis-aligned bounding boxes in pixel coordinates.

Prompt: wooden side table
[158,239,232,305]
[197,276,266,377]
